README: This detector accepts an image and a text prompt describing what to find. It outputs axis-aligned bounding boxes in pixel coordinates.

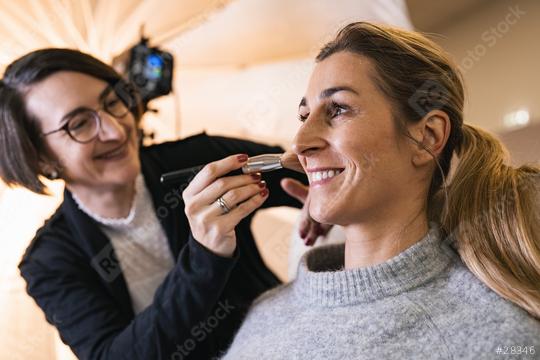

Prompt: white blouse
[72,174,175,314]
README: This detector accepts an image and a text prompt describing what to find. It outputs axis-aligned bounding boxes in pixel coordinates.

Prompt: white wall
[148,58,314,148]
[434,0,540,134]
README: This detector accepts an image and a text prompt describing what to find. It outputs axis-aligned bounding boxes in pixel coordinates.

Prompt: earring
[48,169,59,180]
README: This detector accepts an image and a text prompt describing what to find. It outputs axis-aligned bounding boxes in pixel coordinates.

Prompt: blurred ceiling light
[503,109,530,129]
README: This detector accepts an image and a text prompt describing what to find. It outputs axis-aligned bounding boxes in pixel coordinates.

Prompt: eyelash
[298,101,349,123]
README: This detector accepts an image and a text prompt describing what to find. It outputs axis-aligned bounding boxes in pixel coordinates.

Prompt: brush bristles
[281,151,305,173]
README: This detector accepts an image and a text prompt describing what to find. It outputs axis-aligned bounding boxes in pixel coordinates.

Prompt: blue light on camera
[144,54,164,80]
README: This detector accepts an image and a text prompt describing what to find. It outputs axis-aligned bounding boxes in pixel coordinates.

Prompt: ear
[410,110,451,168]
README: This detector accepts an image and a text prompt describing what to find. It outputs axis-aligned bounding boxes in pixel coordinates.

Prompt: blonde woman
[222,22,540,359]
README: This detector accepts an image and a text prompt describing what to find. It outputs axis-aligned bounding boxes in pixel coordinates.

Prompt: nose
[292,116,327,157]
[97,111,127,142]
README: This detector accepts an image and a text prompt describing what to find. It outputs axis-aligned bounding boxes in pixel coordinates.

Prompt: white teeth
[310,169,342,182]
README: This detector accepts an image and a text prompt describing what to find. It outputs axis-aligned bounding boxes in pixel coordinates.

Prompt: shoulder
[19,206,84,275]
[238,281,296,328]
[140,132,210,155]
[456,266,540,340]
[424,259,540,347]
[225,282,295,352]
[253,281,294,307]
[141,133,283,162]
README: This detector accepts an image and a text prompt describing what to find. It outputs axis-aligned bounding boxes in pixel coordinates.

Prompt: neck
[343,206,429,269]
[67,180,136,219]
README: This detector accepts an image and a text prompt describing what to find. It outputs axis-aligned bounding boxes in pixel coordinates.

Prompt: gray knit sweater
[222,223,540,360]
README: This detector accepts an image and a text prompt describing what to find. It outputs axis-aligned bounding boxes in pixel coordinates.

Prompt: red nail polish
[260,189,268,197]
[251,173,261,180]
[237,154,248,162]
[258,181,266,188]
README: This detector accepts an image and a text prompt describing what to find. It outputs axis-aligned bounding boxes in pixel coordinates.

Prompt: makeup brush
[279,150,305,173]
[160,151,304,186]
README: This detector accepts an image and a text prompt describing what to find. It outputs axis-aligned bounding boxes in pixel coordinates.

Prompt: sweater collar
[294,222,457,307]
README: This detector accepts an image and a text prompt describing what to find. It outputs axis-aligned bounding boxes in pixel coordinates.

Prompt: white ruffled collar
[71,174,144,228]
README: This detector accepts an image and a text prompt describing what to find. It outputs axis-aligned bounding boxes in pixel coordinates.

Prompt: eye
[68,113,93,131]
[328,101,349,118]
[105,98,121,108]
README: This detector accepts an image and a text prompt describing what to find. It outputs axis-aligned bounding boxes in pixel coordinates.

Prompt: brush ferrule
[242,154,283,173]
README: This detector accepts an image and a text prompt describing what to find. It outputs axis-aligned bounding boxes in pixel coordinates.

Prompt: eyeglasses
[41,90,131,144]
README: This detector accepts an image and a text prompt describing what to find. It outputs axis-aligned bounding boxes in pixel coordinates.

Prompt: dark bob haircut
[0,48,142,194]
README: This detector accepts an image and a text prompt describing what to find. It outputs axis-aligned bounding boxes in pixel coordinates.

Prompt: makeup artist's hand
[280,178,333,246]
[183,154,268,257]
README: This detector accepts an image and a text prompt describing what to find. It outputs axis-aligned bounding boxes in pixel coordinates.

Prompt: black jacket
[19,133,305,360]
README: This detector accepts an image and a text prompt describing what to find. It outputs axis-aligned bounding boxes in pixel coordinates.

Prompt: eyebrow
[298,86,359,108]
[58,86,113,126]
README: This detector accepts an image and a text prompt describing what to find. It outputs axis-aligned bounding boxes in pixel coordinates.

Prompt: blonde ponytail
[441,123,540,318]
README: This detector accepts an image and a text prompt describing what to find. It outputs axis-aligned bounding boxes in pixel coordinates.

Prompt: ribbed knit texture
[222,223,540,360]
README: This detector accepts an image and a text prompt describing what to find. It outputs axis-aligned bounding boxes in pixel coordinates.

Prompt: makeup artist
[0,48,308,360]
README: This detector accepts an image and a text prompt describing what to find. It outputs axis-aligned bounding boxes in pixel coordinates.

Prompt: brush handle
[160,162,269,186]
[160,165,205,185]
[160,165,249,186]
[160,152,302,186]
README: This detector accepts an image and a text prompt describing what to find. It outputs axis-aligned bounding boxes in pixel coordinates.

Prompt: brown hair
[317,22,540,318]
[0,48,142,194]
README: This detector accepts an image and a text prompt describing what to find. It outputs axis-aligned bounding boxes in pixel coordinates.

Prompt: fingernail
[260,189,268,197]
[251,173,261,180]
[258,181,266,188]
[237,154,249,162]
[299,231,307,239]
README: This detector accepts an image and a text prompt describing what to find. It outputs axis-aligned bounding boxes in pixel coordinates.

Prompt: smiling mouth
[307,168,345,184]
[95,141,128,160]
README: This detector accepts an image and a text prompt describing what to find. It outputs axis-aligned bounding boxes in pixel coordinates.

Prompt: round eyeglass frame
[40,96,132,144]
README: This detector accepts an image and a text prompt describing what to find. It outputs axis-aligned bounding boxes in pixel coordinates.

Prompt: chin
[121,162,141,181]
[107,160,140,186]
[309,201,340,226]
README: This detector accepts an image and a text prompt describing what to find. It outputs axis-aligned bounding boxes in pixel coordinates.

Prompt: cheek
[308,139,399,223]
[332,126,380,173]
[52,141,93,171]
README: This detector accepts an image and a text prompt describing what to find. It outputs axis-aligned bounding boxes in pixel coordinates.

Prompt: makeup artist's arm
[19,155,266,360]
[19,225,240,360]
